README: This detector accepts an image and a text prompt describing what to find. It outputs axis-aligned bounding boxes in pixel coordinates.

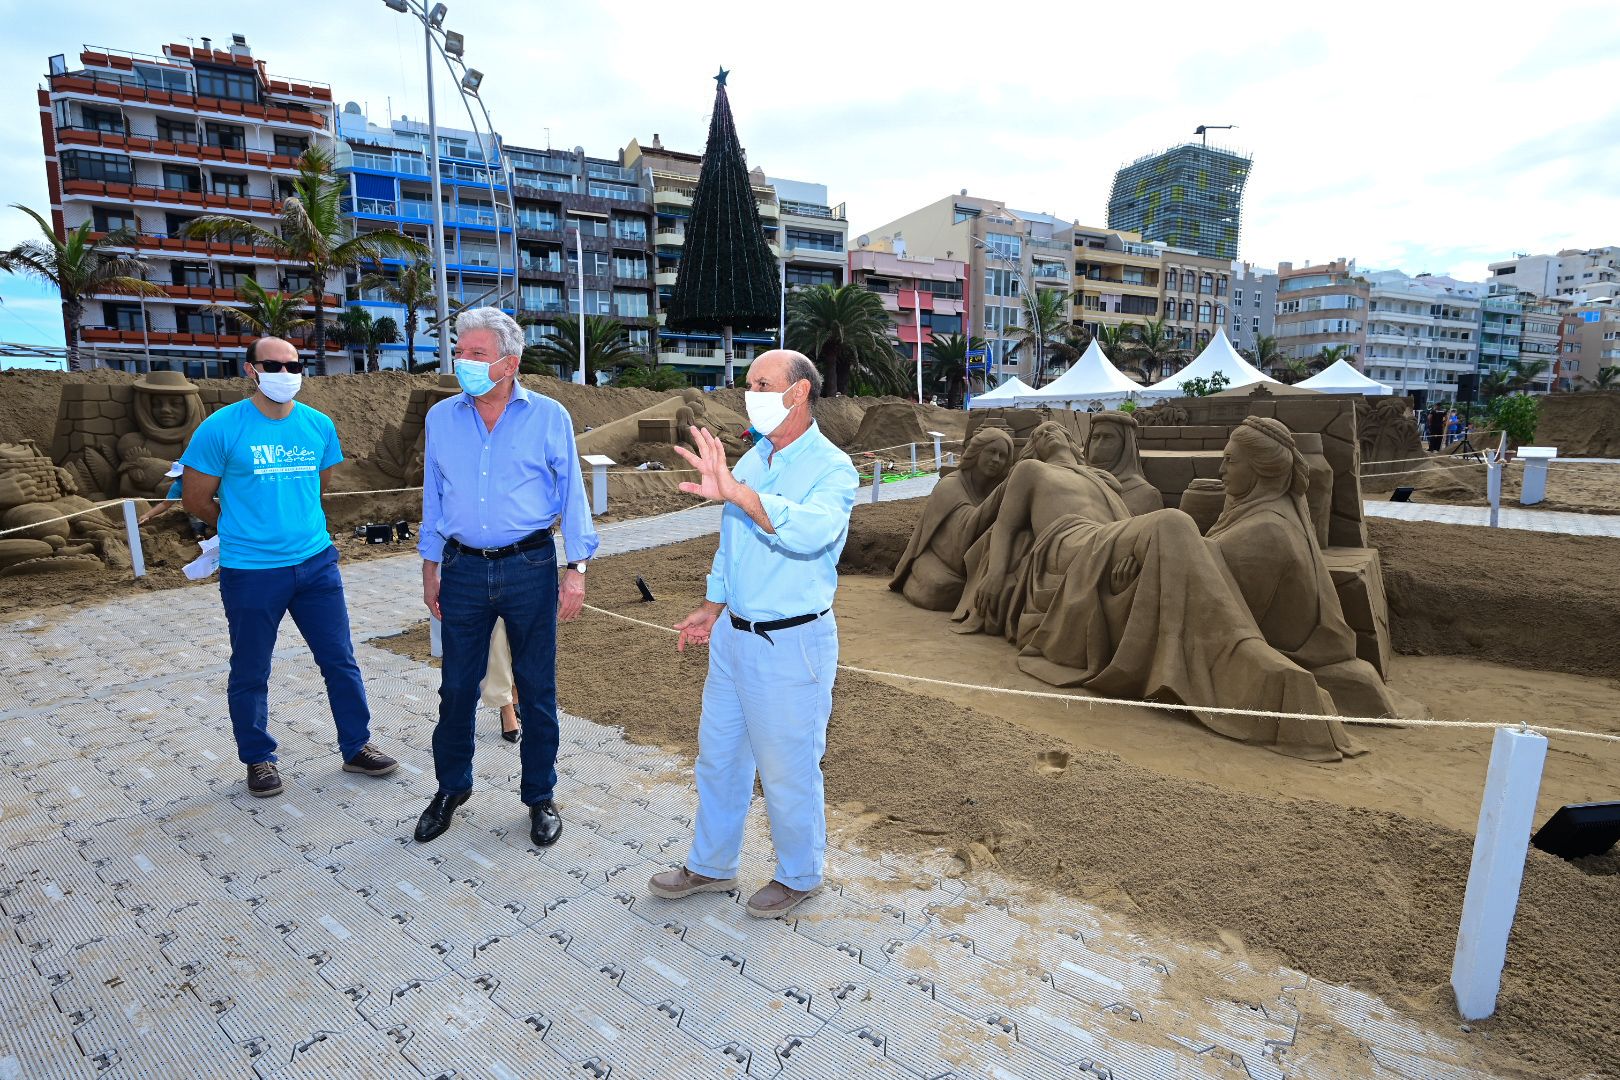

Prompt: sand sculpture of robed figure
[893,417,1395,761]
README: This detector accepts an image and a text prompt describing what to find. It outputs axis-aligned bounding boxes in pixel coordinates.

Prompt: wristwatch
[568,562,588,574]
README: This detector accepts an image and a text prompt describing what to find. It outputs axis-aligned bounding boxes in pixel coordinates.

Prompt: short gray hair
[784,351,821,398]
[454,307,524,359]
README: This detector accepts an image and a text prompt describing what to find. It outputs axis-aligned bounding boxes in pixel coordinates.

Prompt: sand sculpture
[49,371,225,501]
[888,428,1014,609]
[896,417,1387,760]
[371,374,462,486]
[1085,412,1162,516]
[1358,396,1423,476]
[0,441,128,576]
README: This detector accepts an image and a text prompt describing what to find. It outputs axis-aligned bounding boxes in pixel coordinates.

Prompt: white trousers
[479,617,515,711]
[686,613,838,892]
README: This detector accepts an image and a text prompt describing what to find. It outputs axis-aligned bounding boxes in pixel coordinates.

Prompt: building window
[1214,305,1225,323]
[284,270,314,294]
[164,212,196,236]
[518,208,559,231]
[92,206,138,233]
[135,65,190,93]
[953,205,980,224]
[1178,270,1193,291]
[787,266,838,288]
[163,165,202,193]
[194,65,258,103]
[984,268,1021,297]
[1180,299,1194,320]
[177,309,218,334]
[611,215,647,241]
[587,182,637,201]
[204,122,246,150]
[176,263,211,286]
[273,134,308,158]
[104,302,144,331]
[1215,276,1228,296]
[1199,274,1213,294]
[1120,295,1158,317]
[612,290,649,317]
[1234,288,1244,304]
[217,264,252,288]
[520,285,563,312]
[1198,302,1212,323]
[210,172,248,197]
[80,106,124,134]
[921,279,963,300]
[626,328,651,349]
[565,216,609,238]
[985,233,1021,259]
[785,228,842,252]
[567,250,610,277]
[155,116,198,144]
[61,150,133,184]
[578,289,612,315]
[927,313,963,335]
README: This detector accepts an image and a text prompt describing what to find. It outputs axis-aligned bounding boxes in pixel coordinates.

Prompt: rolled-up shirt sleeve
[754,459,859,554]
[704,539,728,605]
[417,419,446,563]
[552,411,600,563]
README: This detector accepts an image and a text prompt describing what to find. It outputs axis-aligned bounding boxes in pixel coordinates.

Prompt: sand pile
[848,401,933,453]
[1535,390,1620,457]
[372,502,1620,1079]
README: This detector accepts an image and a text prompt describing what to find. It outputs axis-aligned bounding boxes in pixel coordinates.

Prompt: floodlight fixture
[460,68,483,94]
[427,2,448,27]
[381,0,409,11]
[444,30,465,58]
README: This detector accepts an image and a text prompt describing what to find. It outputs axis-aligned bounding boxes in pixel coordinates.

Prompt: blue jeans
[686,613,838,892]
[434,536,560,805]
[219,545,372,765]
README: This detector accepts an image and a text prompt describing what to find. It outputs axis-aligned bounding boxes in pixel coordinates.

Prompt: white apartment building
[769,177,848,291]
[1488,247,1620,301]
[1361,270,1479,401]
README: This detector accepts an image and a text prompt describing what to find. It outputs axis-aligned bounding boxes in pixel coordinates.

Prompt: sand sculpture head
[957,428,1014,494]
[1220,417,1310,505]
[1022,421,1085,466]
[1086,412,1141,473]
[131,371,204,443]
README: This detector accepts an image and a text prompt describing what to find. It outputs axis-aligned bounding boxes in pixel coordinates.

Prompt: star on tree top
[714,66,729,87]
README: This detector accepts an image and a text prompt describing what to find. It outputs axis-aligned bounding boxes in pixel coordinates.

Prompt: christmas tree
[665,68,780,386]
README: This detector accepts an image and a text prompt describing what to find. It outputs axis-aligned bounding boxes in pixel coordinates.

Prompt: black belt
[446,529,552,560]
[729,608,829,645]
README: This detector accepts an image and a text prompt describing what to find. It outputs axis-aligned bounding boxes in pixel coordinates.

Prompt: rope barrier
[1358,461,1493,481]
[578,602,1620,746]
[0,498,129,538]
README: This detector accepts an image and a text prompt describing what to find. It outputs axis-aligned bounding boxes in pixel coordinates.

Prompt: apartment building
[1569,299,1620,386]
[1518,294,1564,392]
[39,37,337,375]
[1159,247,1233,362]
[623,135,780,386]
[857,193,1075,383]
[1557,310,1585,389]
[1228,262,1277,355]
[1357,270,1478,401]
[336,106,516,370]
[1273,259,1368,367]
[500,143,656,363]
[1107,142,1253,260]
[1478,285,1525,388]
[1488,247,1620,301]
[1070,224,1162,338]
[770,177,848,291]
[846,247,967,371]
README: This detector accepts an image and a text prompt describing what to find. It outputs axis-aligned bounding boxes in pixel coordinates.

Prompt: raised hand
[671,427,734,503]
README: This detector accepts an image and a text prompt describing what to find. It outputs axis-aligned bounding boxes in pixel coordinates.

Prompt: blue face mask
[455,359,498,397]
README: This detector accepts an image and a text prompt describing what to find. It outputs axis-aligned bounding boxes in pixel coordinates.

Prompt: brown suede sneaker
[246,761,283,798]
[745,880,819,919]
[342,743,399,777]
[648,867,737,899]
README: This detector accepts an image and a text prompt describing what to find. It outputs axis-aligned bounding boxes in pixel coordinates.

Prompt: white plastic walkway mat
[0,494,1501,1080]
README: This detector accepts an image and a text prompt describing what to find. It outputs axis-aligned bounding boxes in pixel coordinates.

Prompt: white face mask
[745,388,794,437]
[256,371,303,404]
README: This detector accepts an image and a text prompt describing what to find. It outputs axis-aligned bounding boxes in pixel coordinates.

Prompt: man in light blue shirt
[181,337,398,799]
[649,350,857,918]
[414,308,599,849]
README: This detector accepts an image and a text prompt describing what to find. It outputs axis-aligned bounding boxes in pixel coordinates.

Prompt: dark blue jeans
[219,545,372,765]
[435,535,560,805]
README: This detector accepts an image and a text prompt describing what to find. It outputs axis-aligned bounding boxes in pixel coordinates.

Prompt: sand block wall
[1138,449,1223,509]
[1323,547,1393,678]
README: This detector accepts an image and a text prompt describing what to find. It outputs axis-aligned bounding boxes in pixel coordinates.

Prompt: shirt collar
[454,379,536,409]
[760,421,823,464]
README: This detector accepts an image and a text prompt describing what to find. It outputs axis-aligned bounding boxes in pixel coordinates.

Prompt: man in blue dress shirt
[414,308,599,847]
[649,350,858,918]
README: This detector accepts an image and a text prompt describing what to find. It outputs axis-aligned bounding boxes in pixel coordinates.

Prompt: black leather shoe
[414,790,471,843]
[528,800,562,848]
[501,728,519,744]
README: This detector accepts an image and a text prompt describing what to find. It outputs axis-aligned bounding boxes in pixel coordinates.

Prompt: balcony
[79,326,310,349]
[655,227,685,247]
[658,347,722,365]
[63,178,280,216]
[95,281,340,307]
[518,259,564,277]
[757,202,779,219]
[779,200,845,221]
[654,268,679,287]
[87,230,297,263]
[653,187,693,208]
[55,127,303,173]
[49,71,327,130]
[1032,267,1072,287]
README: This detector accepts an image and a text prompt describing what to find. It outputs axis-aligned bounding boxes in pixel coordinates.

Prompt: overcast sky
[3,0,1617,349]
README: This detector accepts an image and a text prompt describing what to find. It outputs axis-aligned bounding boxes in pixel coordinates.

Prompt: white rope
[0,498,128,538]
[320,486,424,498]
[1359,461,1493,481]
[579,602,1620,746]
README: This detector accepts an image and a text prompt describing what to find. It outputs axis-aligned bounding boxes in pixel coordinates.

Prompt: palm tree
[924,333,985,409]
[1246,334,1287,378]
[785,282,899,396]
[181,147,426,368]
[358,259,435,371]
[520,314,643,383]
[1047,324,1091,370]
[1273,357,1316,385]
[1127,318,1181,385]
[205,278,313,342]
[1093,323,1139,363]
[1480,358,1546,400]
[1588,365,1620,390]
[1006,287,1070,388]
[330,307,400,372]
[2,204,165,371]
[1315,344,1352,370]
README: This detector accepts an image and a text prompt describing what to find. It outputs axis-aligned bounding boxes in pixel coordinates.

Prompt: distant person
[137,461,205,538]
[415,308,598,847]
[482,619,521,742]
[649,349,858,919]
[1424,407,1445,453]
[180,338,398,799]
[1446,411,1462,446]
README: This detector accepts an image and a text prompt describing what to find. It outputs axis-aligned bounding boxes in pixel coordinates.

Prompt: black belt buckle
[729,609,828,645]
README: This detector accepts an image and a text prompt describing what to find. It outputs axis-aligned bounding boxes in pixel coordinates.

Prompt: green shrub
[1486,393,1540,446]
[615,365,688,391]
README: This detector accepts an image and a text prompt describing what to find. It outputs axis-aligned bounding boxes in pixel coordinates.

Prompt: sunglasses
[256,360,305,374]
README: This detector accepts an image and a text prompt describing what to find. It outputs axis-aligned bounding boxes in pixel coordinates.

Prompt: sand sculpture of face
[959,428,1013,489]
[131,371,204,446]
[1026,421,1082,464]
[1220,417,1307,506]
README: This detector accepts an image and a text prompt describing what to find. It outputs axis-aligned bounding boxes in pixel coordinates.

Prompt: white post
[869,460,883,503]
[429,616,443,658]
[425,20,452,376]
[909,442,918,474]
[914,295,924,403]
[1517,447,1556,505]
[722,324,735,388]
[582,454,615,517]
[1486,455,1502,528]
[1451,726,1547,1020]
[928,431,945,472]
[778,258,786,348]
[120,499,146,579]
[573,226,587,384]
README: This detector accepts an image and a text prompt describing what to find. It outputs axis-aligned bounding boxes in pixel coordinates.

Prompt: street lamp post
[573,226,586,384]
[422,10,452,375]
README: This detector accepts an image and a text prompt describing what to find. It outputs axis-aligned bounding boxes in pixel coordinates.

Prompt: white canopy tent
[1013,341,1142,408]
[1141,327,1279,398]
[965,375,1031,409]
[1296,358,1394,396]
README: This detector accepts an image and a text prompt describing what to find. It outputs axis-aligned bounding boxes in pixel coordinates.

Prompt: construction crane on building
[1194,124,1236,146]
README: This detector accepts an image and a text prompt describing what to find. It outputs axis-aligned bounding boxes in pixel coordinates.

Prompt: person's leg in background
[480,617,519,741]
[219,563,295,767]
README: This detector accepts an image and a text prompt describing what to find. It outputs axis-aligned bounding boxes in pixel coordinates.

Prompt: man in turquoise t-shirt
[181,337,397,798]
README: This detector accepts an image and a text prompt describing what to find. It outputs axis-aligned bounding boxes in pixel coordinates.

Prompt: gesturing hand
[672,428,734,503]
[674,605,720,652]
